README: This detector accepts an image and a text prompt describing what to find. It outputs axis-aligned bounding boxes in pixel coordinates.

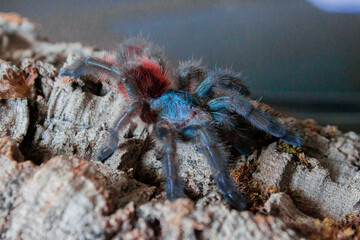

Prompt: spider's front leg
[195,70,250,98]
[208,95,302,146]
[59,54,122,84]
[157,122,183,201]
[97,103,141,162]
[182,124,247,210]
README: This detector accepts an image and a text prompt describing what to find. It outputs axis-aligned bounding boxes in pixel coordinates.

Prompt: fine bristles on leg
[211,111,252,155]
[59,52,120,86]
[97,103,141,162]
[208,95,302,146]
[182,124,247,210]
[157,122,184,201]
[59,56,89,78]
[178,59,207,93]
[195,69,250,99]
[197,126,247,210]
[224,130,252,156]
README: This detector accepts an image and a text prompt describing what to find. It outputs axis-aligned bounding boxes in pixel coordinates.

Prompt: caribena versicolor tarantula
[59,38,301,211]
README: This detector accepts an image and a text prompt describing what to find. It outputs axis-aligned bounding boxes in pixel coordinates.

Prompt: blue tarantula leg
[183,125,247,210]
[210,111,252,155]
[195,70,250,99]
[96,103,141,162]
[59,55,122,83]
[208,96,302,146]
[225,130,252,156]
[157,122,183,201]
[96,128,119,162]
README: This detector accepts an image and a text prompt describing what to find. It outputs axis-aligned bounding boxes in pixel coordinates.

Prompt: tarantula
[59,38,301,210]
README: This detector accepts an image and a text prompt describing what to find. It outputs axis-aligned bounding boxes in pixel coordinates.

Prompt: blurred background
[1,0,359,132]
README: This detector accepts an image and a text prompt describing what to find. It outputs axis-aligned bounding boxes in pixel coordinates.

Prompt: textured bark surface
[0,13,359,240]
[253,125,360,220]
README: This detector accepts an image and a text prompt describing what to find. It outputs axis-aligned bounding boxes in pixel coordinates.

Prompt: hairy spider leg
[59,56,122,83]
[178,59,207,93]
[182,124,247,210]
[191,69,255,154]
[157,122,184,200]
[195,70,250,98]
[58,54,134,100]
[96,103,141,162]
[181,66,252,156]
[207,95,302,146]
[210,111,252,156]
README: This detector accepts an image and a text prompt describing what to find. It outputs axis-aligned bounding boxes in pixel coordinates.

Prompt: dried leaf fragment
[0,67,38,99]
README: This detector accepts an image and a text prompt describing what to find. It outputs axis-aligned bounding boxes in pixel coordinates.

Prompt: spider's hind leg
[157,122,184,201]
[208,95,302,146]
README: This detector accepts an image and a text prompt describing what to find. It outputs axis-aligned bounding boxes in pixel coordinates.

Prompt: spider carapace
[59,38,301,210]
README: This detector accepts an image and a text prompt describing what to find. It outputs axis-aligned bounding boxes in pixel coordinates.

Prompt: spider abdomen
[122,56,171,99]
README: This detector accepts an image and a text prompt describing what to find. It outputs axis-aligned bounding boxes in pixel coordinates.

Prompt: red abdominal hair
[120,56,171,100]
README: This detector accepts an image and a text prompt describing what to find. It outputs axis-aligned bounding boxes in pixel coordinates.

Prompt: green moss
[277,142,302,154]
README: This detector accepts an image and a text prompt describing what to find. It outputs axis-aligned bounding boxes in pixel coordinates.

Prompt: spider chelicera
[59,38,301,210]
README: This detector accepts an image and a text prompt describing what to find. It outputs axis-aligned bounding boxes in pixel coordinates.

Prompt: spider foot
[59,68,81,78]
[281,130,302,146]
[96,128,119,162]
[165,178,184,201]
[215,173,247,210]
[222,191,247,211]
[59,57,88,78]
